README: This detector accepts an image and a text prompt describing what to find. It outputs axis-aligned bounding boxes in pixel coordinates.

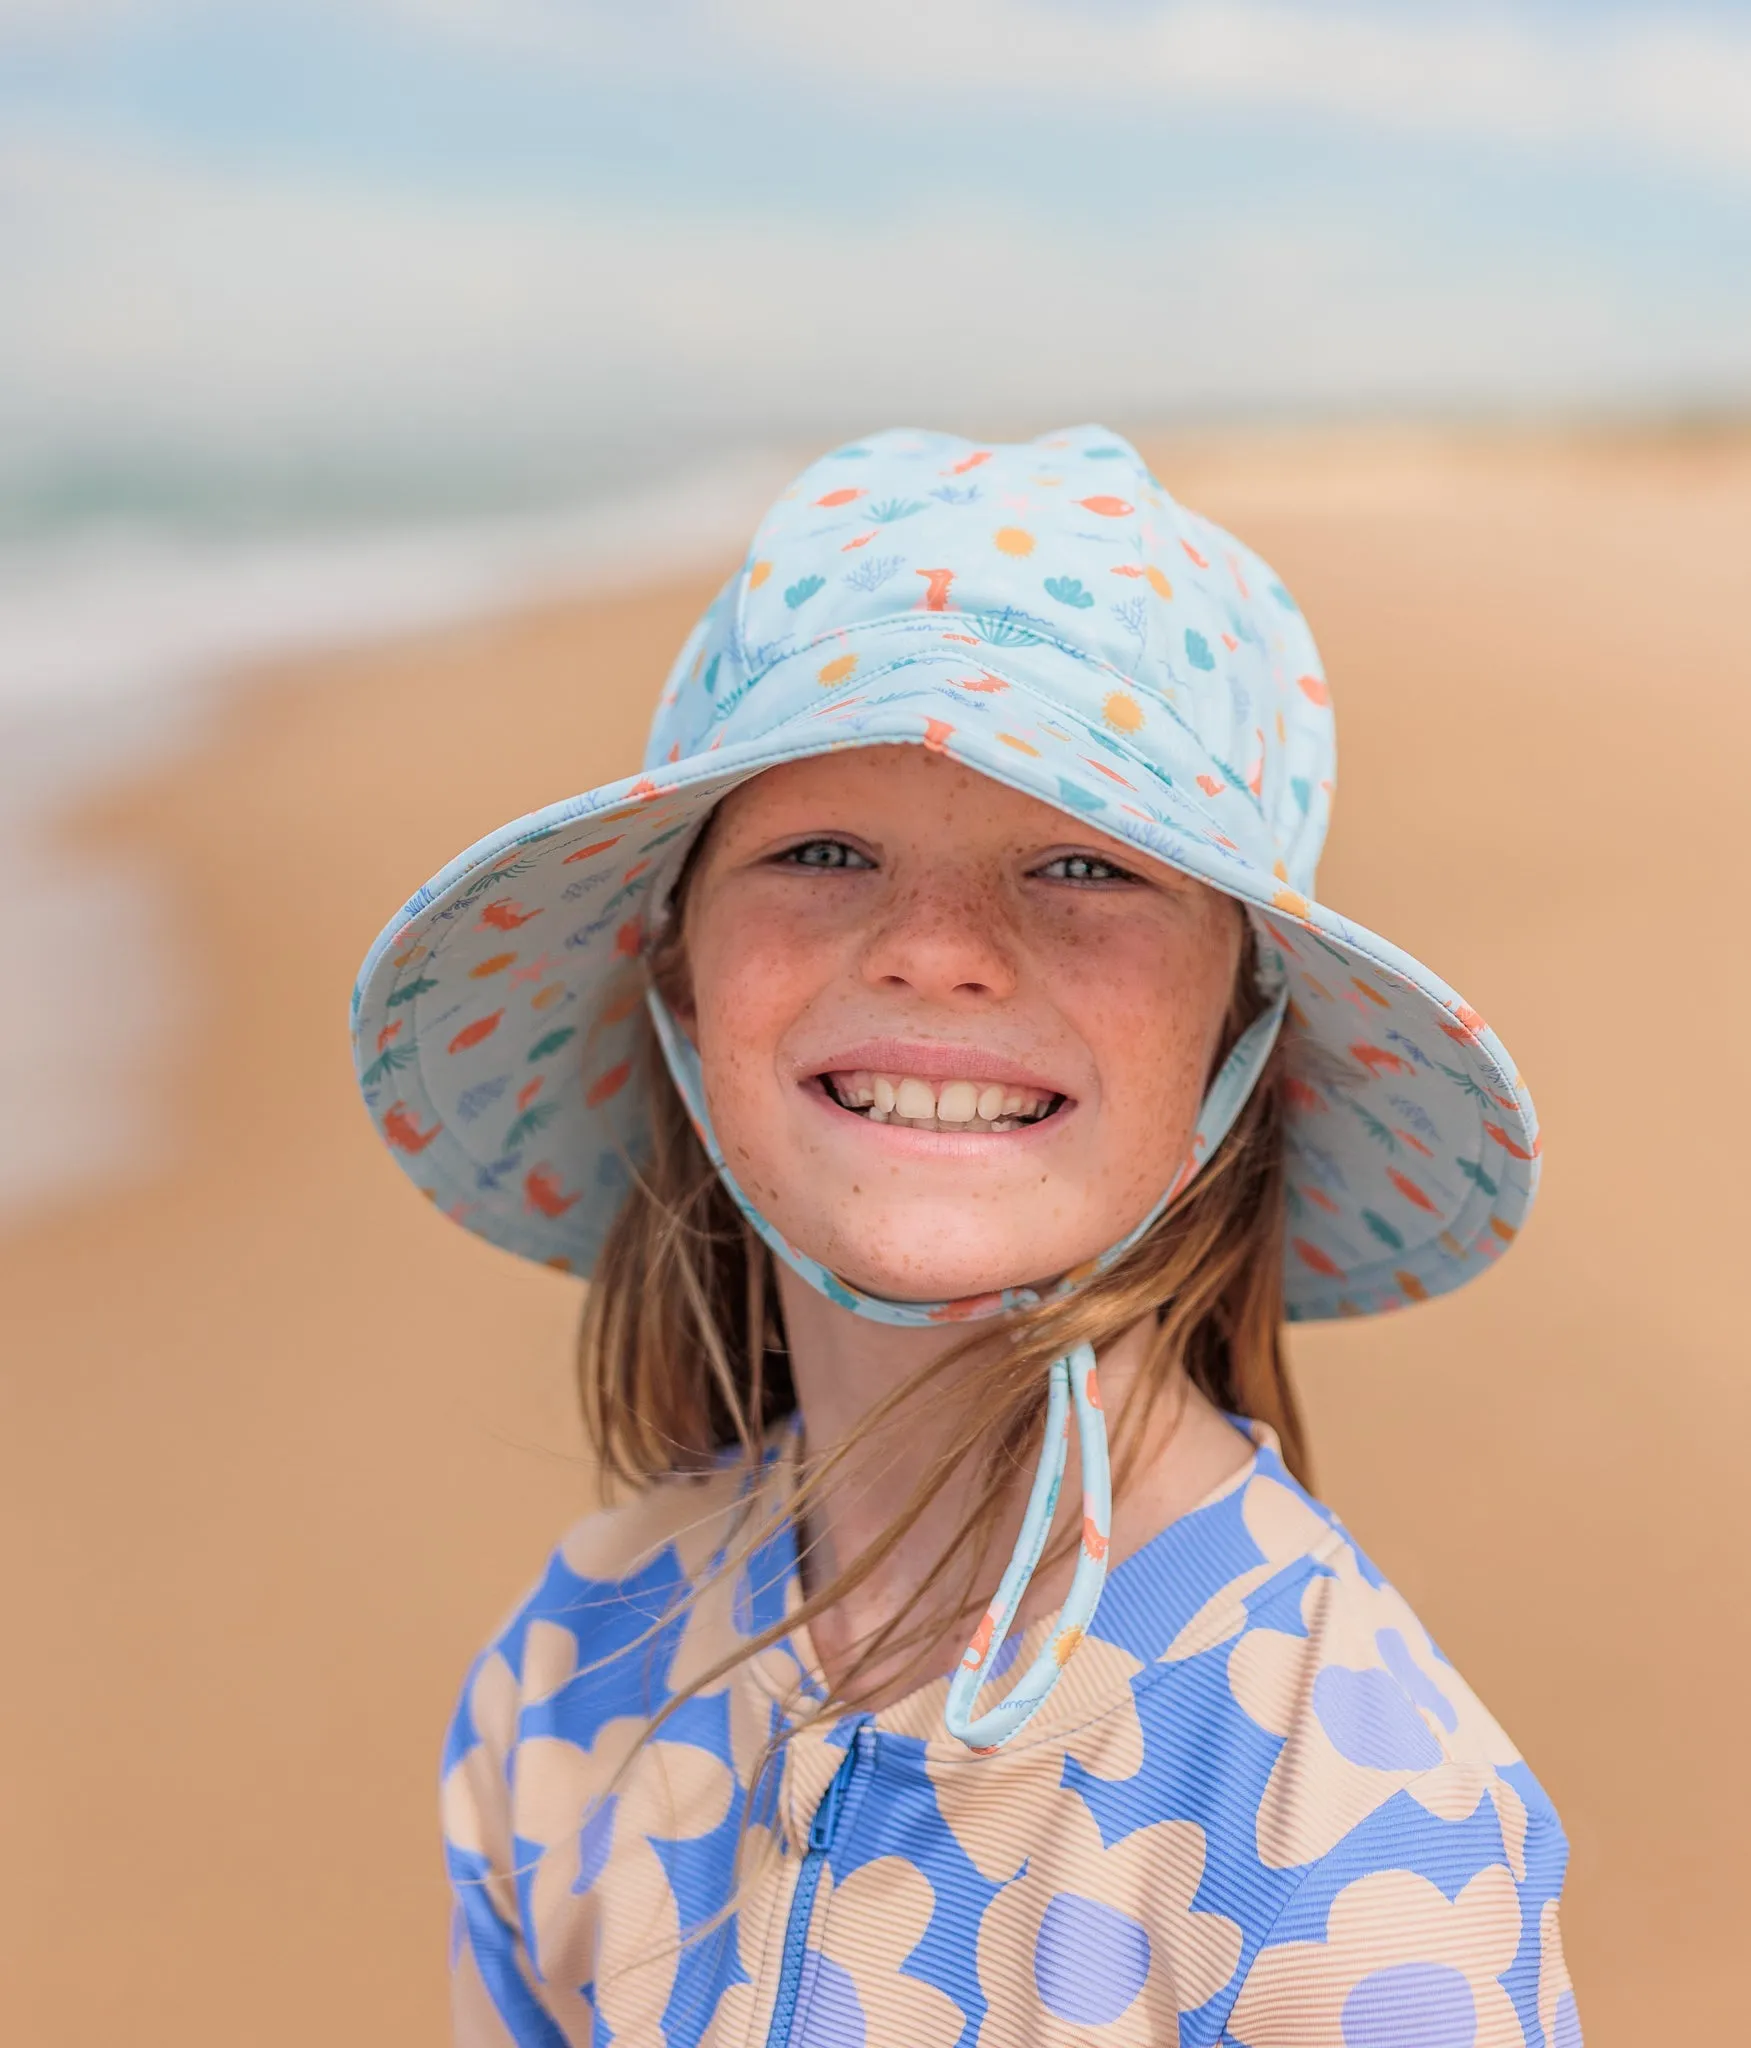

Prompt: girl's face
[673,747,1244,1305]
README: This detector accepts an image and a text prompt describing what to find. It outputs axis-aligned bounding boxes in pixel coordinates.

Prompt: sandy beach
[4,428,1747,2043]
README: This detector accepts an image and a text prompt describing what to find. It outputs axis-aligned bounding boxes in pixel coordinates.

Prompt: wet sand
[4,428,1747,2042]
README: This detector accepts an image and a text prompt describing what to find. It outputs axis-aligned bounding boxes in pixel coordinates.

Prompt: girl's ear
[646,909,700,1043]
[648,809,717,1044]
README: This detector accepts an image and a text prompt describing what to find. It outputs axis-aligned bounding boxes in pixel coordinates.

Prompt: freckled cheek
[691,937,830,1148]
[1074,956,1225,1160]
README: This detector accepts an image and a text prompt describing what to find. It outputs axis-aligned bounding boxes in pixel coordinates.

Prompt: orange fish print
[1304,1184,1341,1215]
[1439,1003,1489,1043]
[508,951,557,987]
[841,531,877,551]
[1283,1078,1326,1114]
[562,835,623,864]
[516,1076,543,1112]
[1196,773,1225,796]
[1228,552,1251,599]
[1395,1128,1435,1158]
[1181,538,1210,567]
[477,898,541,932]
[1078,495,1133,517]
[383,1101,440,1153]
[1483,1122,1540,1162]
[949,449,993,474]
[585,1058,633,1108]
[956,672,1009,692]
[613,918,643,958]
[448,1010,503,1054]
[1349,977,1390,1008]
[815,486,864,506]
[1396,1270,1430,1302]
[1387,1168,1439,1213]
[523,1165,580,1218]
[470,952,517,979]
[1081,1516,1110,1562]
[376,1020,403,1052]
[1297,673,1330,706]
[928,1290,1004,1322]
[1111,562,1145,577]
[1350,1041,1412,1078]
[1292,1237,1345,1279]
[915,567,955,611]
[530,983,565,1011]
[923,718,955,754]
[962,1611,996,1669]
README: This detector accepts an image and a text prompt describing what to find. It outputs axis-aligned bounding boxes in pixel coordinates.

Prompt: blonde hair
[575,889,1305,1721]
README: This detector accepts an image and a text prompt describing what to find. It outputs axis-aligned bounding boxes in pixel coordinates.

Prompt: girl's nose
[857,880,1019,1003]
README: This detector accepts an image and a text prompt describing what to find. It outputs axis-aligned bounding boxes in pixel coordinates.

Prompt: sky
[3,0,1750,522]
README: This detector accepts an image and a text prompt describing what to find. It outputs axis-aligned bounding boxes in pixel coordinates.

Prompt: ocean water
[0,446,796,1225]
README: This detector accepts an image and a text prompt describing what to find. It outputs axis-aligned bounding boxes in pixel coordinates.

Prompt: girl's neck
[773,1266,1253,1709]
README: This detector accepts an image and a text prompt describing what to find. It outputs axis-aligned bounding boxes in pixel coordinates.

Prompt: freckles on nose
[864,880,1017,995]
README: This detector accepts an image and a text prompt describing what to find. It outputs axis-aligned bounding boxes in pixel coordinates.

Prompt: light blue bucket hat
[353,424,1540,1747]
[354,423,1538,1324]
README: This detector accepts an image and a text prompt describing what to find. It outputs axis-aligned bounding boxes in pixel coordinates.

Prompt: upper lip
[803,1038,1074,1097]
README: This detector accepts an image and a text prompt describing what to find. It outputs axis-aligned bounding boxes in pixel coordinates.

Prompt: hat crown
[648,426,1334,896]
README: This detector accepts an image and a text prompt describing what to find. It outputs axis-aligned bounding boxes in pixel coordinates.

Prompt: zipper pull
[807,1729,867,1854]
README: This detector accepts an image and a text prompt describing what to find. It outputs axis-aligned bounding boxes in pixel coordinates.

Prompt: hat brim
[353,658,1538,1321]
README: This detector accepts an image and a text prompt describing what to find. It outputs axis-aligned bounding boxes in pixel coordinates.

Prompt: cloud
[364,0,1751,184]
[3,120,1740,471]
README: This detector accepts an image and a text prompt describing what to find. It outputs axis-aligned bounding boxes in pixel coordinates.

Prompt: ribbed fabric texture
[441,1426,1580,2046]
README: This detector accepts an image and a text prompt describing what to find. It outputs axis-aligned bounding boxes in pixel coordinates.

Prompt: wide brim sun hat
[353,424,1539,1325]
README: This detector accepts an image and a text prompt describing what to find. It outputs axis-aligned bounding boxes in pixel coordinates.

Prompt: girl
[355,428,1579,2046]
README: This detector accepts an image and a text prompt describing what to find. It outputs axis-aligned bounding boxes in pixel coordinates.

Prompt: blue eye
[1038,852,1137,884]
[779,839,874,870]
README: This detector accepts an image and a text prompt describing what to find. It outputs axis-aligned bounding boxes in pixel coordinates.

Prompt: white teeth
[826,1068,1060,1131]
[896,1077,937,1120]
[937,1080,979,1123]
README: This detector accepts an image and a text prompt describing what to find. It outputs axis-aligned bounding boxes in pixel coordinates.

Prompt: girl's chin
[784,1227,1076,1310]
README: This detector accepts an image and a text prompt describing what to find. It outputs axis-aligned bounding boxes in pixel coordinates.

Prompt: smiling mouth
[819,1069,1067,1134]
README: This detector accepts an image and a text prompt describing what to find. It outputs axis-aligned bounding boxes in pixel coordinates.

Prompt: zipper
[763,1725,873,2048]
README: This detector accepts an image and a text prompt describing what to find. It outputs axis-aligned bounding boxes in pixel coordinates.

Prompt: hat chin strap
[645,986,1286,1749]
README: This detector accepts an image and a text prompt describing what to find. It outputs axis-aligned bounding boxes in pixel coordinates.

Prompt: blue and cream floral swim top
[442,1420,1580,2047]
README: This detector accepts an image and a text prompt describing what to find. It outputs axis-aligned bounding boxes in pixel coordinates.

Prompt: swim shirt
[442,1422,1581,2045]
